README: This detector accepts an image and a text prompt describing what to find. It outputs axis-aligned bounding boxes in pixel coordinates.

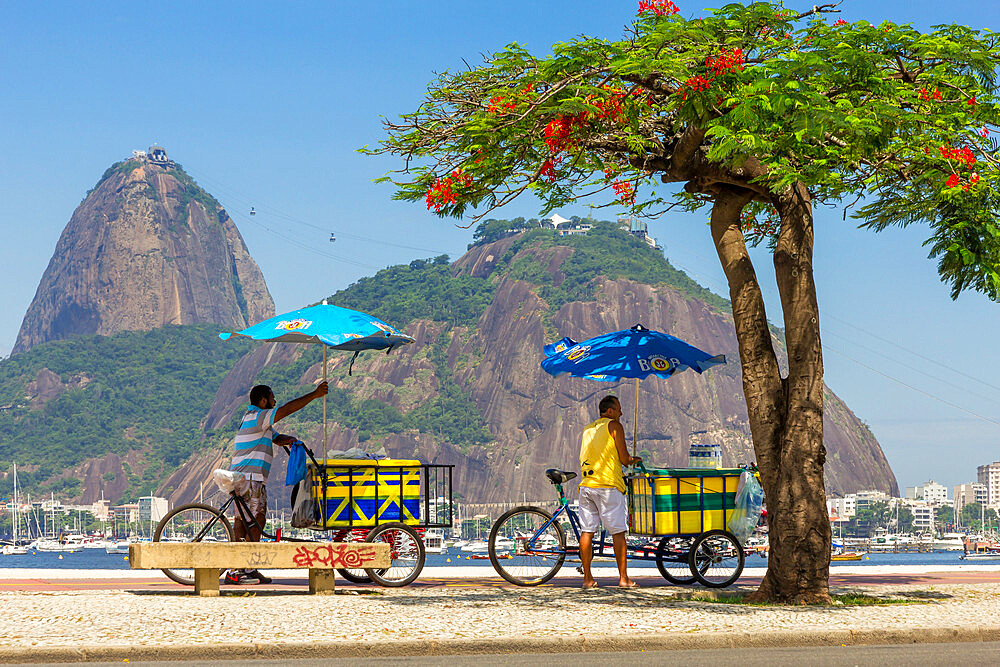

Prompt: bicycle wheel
[689,529,745,588]
[364,523,425,587]
[335,529,378,584]
[656,536,698,585]
[489,506,566,586]
[153,503,234,586]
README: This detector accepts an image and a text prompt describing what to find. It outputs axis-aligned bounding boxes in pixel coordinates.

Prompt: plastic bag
[728,470,765,545]
[290,470,318,528]
[285,443,308,486]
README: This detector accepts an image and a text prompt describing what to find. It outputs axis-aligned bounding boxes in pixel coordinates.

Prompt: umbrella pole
[633,378,639,459]
[322,346,328,464]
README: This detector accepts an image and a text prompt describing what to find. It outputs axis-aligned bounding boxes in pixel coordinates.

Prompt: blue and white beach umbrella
[541,324,726,453]
[221,302,415,460]
[220,303,414,352]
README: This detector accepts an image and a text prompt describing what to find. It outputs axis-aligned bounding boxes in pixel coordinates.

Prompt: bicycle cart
[154,447,454,588]
[488,465,757,588]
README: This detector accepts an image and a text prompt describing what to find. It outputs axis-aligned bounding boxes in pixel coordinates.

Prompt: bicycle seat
[545,469,577,485]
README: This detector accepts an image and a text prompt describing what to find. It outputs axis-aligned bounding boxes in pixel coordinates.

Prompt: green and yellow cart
[486,465,758,587]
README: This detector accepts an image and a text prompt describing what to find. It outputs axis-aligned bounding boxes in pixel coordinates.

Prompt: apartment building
[977,462,1000,508]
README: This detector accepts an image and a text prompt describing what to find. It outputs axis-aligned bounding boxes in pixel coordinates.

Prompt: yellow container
[628,468,743,536]
[310,459,421,528]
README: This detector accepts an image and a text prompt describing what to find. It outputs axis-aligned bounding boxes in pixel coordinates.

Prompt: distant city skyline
[1,1,998,492]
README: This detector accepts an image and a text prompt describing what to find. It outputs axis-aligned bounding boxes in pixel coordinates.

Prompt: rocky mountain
[12,149,274,354]
[168,224,896,508]
[2,220,896,507]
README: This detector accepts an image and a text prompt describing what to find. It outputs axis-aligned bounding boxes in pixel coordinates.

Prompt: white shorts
[577,486,628,535]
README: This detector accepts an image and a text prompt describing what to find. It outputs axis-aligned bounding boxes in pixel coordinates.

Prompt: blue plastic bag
[285,442,308,486]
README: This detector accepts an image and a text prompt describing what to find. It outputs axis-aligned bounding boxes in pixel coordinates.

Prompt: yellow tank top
[579,417,626,493]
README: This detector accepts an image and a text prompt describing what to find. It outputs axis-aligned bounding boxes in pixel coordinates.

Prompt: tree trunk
[709,184,831,604]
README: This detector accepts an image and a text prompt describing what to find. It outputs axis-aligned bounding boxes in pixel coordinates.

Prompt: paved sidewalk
[2,579,1000,662]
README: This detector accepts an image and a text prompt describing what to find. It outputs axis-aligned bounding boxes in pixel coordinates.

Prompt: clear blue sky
[1,1,997,493]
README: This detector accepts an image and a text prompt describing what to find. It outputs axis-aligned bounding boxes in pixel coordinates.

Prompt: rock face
[193,235,897,507]
[12,155,274,354]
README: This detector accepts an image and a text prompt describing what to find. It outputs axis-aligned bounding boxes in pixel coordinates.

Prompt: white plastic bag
[290,471,318,528]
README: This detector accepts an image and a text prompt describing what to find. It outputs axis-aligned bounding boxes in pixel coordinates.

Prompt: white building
[905,480,948,505]
[977,462,1000,508]
[954,483,987,516]
[827,496,856,520]
[137,496,169,523]
[907,501,935,531]
[853,490,891,512]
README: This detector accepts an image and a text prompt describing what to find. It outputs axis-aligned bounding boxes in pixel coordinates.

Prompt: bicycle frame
[518,481,684,564]
[191,491,314,544]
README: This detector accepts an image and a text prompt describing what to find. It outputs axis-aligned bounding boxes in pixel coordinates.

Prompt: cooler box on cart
[628,467,744,536]
[310,459,422,528]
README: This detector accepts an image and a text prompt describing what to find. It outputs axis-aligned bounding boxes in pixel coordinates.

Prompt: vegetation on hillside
[0,325,253,499]
[0,220,729,499]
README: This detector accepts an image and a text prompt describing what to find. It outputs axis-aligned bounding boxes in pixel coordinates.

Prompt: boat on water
[104,540,132,555]
[932,532,967,551]
[461,540,489,553]
[424,528,448,555]
[2,464,30,555]
[960,551,1000,561]
[33,539,80,553]
[831,551,866,561]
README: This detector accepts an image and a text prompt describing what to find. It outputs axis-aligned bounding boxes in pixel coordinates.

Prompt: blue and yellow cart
[306,458,454,586]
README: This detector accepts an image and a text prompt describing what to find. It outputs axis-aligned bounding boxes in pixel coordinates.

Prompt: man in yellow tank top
[579,395,642,589]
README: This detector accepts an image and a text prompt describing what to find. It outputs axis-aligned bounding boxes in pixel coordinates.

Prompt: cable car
[329,233,336,242]
[250,207,255,215]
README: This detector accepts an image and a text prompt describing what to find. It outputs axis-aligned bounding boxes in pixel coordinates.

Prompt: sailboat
[3,464,28,555]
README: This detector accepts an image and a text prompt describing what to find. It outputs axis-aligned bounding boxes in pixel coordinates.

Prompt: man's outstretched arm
[274,381,329,423]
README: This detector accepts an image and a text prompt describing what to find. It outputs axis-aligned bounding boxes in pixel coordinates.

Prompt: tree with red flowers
[368,2,1000,603]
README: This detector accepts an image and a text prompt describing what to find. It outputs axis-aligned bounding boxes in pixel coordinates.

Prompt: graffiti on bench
[292,543,379,568]
[246,550,277,567]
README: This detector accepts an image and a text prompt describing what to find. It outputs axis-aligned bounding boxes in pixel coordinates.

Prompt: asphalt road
[31,642,1000,666]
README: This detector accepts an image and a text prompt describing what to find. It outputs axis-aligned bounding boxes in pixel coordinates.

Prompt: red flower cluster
[638,0,679,16]
[487,96,517,114]
[705,48,745,75]
[740,208,780,236]
[612,179,635,205]
[677,75,713,100]
[981,127,990,138]
[919,88,943,101]
[946,172,980,190]
[425,168,473,212]
[939,145,977,168]
[543,114,586,153]
[833,19,848,26]
[541,86,631,154]
[540,159,558,183]
[967,97,977,109]
[486,84,534,115]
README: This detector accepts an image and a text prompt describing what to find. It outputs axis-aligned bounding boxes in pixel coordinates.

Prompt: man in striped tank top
[226,381,328,584]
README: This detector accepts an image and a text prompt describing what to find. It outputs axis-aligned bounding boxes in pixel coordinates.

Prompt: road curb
[6,626,1000,662]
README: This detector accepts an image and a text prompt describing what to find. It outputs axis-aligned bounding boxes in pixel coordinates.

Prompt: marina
[1,545,996,571]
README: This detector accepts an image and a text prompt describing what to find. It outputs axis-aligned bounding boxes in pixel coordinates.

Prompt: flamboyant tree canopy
[371,1,1000,301]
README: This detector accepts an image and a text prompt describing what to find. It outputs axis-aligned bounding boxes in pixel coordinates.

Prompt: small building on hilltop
[147,144,170,164]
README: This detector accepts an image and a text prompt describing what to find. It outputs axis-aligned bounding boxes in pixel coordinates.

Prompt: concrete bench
[129,542,391,596]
